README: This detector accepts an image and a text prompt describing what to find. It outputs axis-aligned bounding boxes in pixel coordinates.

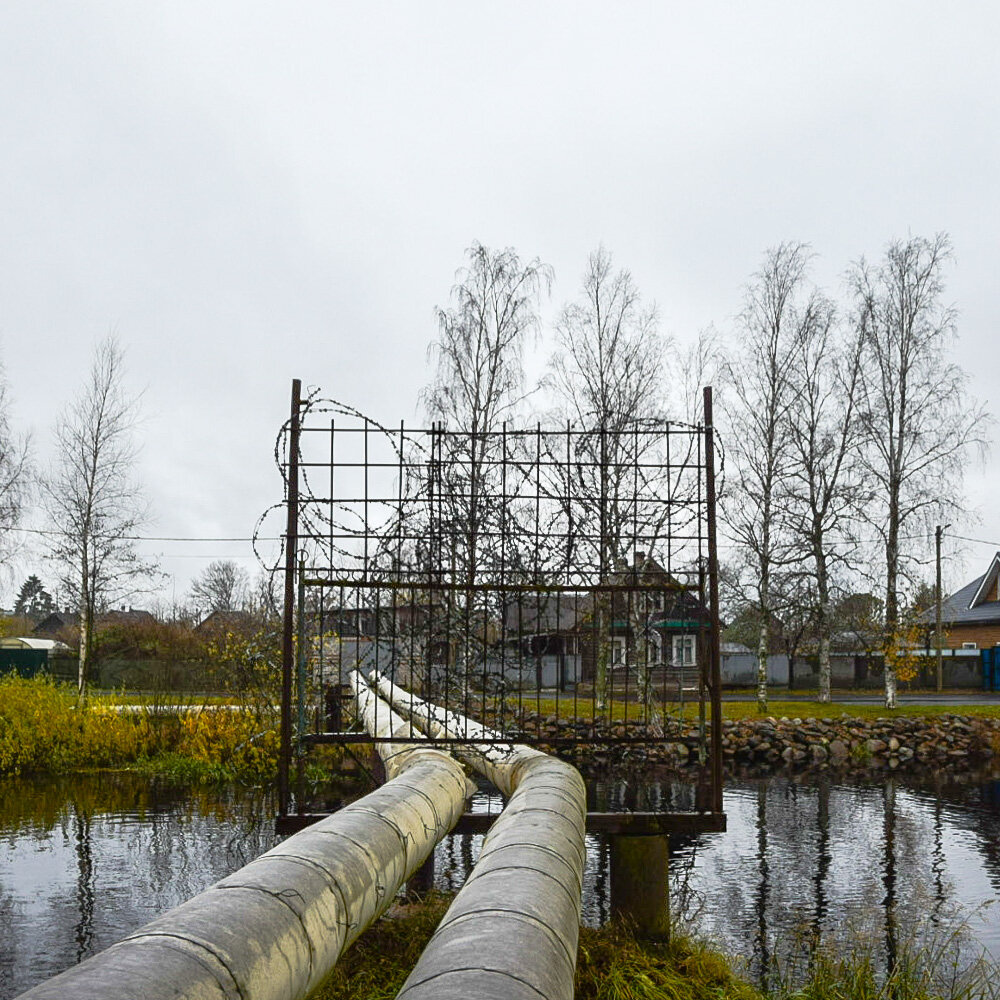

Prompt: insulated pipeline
[16,684,471,1000]
[374,674,587,1000]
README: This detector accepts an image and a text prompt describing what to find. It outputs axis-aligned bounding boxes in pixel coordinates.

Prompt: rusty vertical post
[295,554,307,811]
[297,555,307,748]
[279,378,302,819]
[703,386,723,814]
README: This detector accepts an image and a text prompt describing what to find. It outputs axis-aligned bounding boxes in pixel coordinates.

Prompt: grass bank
[0,675,278,782]
[309,893,999,1000]
[308,893,759,1000]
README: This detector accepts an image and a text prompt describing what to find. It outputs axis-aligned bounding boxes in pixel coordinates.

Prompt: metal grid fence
[275,381,723,821]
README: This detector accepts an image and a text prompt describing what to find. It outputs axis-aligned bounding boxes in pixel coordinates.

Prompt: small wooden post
[369,742,387,786]
[405,852,436,901]
[610,834,670,940]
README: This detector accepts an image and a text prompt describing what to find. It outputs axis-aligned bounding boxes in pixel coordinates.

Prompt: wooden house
[924,552,1000,650]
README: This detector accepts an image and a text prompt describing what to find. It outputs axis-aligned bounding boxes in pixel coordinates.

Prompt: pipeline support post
[609,834,670,940]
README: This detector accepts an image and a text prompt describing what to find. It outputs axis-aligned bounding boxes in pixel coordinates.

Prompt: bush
[0,675,164,775]
[0,675,278,782]
[176,707,279,783]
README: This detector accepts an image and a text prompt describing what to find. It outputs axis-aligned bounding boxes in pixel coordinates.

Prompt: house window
[611,638,626,665]
[647,632,663,664]
[962,641,978,650]
[672,634,696,666]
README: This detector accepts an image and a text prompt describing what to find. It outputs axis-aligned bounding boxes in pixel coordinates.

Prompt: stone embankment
[515,711,1000,774]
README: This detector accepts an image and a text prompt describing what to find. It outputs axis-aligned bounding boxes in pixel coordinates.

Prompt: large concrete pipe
[17,680,471,1000]
[375,675,587,1000]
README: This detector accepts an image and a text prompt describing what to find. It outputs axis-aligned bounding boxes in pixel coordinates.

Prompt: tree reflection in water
[882,780,897,975]
[2,767,999,999]
[72,803,93,964]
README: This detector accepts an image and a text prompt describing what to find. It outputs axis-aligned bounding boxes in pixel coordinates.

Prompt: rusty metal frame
[275,382,725,832]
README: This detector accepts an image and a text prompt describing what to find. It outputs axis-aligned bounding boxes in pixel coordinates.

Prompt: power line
[950,533,1000,549]
[9,523,997,551]
[8,526,281,542]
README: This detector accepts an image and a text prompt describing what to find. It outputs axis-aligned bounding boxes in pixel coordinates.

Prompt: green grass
[91,690,239,706]
[517,697,1000,723]
[307,895,761,1000]
[575,922,761,1000]
[130,751,236,784]
[308,897,1000,1000]
[717,701,1000,722]
[309,893,454,1000]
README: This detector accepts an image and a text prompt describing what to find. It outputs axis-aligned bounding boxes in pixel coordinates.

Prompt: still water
[1,768,998,998]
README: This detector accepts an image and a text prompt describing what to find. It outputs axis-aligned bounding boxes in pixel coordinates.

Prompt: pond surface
[1,767,998,998]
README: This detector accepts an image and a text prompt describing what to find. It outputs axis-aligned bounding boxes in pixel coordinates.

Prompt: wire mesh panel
[275,384,723,823]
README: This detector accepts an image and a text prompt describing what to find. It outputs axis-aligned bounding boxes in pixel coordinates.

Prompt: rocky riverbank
[514,711,1000,775]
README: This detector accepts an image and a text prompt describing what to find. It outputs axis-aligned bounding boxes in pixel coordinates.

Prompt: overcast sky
[1,2,997,608]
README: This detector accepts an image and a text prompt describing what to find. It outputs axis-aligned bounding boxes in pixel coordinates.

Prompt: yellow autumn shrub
[0,675,81,773]
[176,707,279,782]
[885,620,924,685]
[0,676,276,780]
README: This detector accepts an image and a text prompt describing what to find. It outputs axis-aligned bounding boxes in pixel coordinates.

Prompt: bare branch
[849,233,993,707]
[40,335,159,699]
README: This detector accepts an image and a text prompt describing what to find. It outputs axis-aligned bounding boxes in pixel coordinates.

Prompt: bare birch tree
[546,247,665,710]
[190,559,251,615]
[423,243,551,449]
[418,243,551,682]
[850,234,990,708]
[671,326,724,425]
[0,361,31,568]
[723,243,812,713]
[781,300,867,702]
[42,336,157,700]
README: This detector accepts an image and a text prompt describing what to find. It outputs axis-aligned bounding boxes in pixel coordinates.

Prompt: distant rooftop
[921,552,1000,626]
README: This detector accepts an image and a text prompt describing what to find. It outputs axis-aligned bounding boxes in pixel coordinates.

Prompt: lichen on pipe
[16,682,471,1000]
[374,673,587,1000]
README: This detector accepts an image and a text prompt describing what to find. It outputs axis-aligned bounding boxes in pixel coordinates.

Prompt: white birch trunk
[818,631,831,703]
[374,674,587,1000]
[756,617,769,713]
[884,662,897,710]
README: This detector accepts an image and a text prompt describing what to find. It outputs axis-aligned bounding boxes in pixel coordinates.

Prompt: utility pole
[935,524,948,693]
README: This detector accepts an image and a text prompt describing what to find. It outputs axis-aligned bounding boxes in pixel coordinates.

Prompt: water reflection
[0,773,277,999]
[883,781,897,975]
[72,804,93,964]
[1,768,998,998]
[666,769,1000,983]
[815,777,830,930]
[755,783,770,974]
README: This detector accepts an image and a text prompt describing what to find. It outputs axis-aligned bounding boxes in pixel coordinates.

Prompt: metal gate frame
[275,379,724,835]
